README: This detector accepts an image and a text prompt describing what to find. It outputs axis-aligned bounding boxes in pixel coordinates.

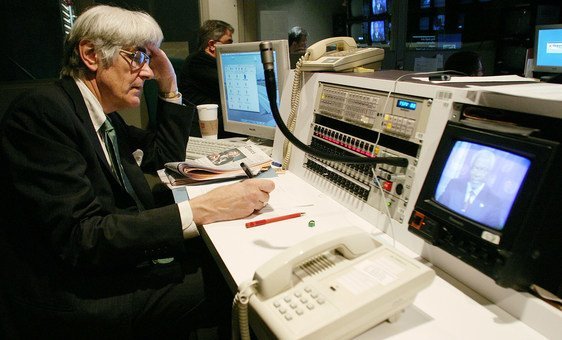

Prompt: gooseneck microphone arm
[259,42,408,167]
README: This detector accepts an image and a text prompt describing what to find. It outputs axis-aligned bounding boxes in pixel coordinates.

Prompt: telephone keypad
[273,286,326,321]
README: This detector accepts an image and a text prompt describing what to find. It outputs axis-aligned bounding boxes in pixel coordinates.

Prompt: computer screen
[533,24,562,74]
[216,40,290,140]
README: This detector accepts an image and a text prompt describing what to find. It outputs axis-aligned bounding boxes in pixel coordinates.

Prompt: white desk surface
[186,171,546,339]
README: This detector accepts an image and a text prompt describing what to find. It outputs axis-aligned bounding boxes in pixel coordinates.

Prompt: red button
[383,181,393,191]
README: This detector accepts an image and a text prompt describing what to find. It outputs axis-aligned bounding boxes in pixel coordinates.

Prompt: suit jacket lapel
[58,78,114,174]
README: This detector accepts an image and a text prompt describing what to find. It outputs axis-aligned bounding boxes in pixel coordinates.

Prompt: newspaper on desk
[164,144,272,185]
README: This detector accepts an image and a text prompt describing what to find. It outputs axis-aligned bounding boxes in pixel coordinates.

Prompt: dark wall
[95,0,200,53]
[0,0,200,82]
[1,0,64,81]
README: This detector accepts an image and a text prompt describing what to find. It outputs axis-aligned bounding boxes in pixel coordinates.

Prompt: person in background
[0,5,274,339]
[437,149,502,228]
[288,26,308,54]
[444,51,484,76]
[178,19,240,138]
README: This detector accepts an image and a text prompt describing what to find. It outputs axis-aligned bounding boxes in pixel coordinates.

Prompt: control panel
[303,82,433,222]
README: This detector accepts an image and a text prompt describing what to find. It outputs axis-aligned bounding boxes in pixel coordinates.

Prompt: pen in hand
[240,162,254,179]
[245,212,305,228]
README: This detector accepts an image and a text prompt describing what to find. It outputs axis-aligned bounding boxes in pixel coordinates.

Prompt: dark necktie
[101,118,144,211]
[463,190,476,212]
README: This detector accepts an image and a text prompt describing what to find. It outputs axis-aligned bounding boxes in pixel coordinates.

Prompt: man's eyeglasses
[119,49,150,69]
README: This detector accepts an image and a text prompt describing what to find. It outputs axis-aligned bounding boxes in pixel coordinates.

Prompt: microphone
[260,42,277,104]
[259,41,274,71]
[258,41,408,168]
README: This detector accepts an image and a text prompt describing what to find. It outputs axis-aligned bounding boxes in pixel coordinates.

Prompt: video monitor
[372,0,387,15]
[433,14,445,31]
[434,141,530,230]
[370,20,386,43]
[216,40,290,140]
[533,24,562,74]
[410,119,561,296]
[420,0,431,9]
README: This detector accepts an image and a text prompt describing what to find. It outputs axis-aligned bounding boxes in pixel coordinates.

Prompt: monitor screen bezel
[216,40,290,140]
[533,24,562,74]
[416,122,555,248]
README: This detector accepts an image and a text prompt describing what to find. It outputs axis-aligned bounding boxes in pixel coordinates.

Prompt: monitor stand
[542,73,562,84]
[248,137,274,147]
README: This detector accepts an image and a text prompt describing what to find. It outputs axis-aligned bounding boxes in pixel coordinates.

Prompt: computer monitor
[216,40,290,140]
[409,121,561,294]
[533,24,562,74]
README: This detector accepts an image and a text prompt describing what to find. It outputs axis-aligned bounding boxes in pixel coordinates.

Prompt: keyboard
[185,136,273,160]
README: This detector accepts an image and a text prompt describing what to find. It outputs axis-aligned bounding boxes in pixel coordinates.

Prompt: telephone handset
[236,227,435,339]
[300,36,385,72]
[254,227,376,299]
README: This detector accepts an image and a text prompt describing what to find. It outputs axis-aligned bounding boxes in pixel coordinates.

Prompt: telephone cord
[232,280,258,340]
[282,52,308,170]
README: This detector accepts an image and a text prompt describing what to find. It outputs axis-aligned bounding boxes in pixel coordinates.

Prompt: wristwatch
[159,90,181,99]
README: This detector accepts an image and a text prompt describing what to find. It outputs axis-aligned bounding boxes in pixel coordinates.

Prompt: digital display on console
[434,141,531,230]
[220,51,278,128]
[397,99,417,110]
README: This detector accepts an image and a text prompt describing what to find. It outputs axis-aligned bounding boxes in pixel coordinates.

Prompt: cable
[371,167,396,248]
[259,42,408,168]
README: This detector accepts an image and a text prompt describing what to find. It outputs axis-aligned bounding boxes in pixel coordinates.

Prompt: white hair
[60,5,163,79]
[471,149,496,169]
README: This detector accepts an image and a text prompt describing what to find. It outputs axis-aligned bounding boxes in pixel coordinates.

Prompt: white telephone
[300,37,385,72]
[235,227,435,340]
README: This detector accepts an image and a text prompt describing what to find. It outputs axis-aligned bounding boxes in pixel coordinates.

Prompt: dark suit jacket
[437,178,503,228]
[0,77,195,310]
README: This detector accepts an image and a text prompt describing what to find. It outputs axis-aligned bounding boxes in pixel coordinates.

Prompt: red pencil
[245,212,305,228]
